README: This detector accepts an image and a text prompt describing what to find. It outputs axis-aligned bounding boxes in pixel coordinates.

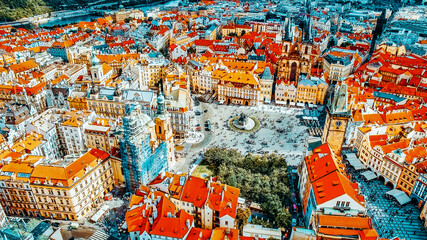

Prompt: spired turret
[154,90,175,166]
[91,54,100,66]
[156,91,166,116]
[322,84,351,156]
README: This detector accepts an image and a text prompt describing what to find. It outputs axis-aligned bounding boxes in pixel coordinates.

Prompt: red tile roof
[180,176,209,207]
[186,228,212,240]
[312,171,364,206]
[150,209,193,238]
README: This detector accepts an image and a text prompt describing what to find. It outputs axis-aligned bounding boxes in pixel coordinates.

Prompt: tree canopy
[203,148,292,229]
[0,0,51,22]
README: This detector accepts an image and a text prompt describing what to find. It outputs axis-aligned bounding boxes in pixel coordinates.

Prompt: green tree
[226,171,237,187]
[275,208,291,228]
[236,207,251,232]
[201,148,291,229]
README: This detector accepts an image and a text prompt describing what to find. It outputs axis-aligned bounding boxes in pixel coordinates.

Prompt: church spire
[285,14,292,41]
[156,91,166,115]
[304,14,313,42]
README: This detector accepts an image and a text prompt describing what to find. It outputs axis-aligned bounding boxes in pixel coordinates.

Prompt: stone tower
[154,91,175,167]
[322,84,351,156]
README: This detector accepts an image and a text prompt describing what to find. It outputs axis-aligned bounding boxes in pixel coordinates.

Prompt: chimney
[186,219,191,229]
[167,212,171,217]
[149,217,153,225]
[179,176,186,186]
[152,208,158,219]
[142,210,146,218]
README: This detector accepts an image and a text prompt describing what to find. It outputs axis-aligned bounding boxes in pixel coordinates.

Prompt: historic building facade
[322,84,351,155]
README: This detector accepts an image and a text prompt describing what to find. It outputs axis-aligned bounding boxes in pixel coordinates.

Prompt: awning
[345,153,366,170]
[302,116,319,120]
[385,189,411,205]
[361,171,377,181]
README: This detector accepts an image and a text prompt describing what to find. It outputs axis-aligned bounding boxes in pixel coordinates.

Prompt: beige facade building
[84,119,120,153]
[0,149,114,221]
[189,59,274,105]
[323,50,357,84]
[0,154,44,218]
[275,76,327,106]
[31,149,114,221]
[87,88,154,118]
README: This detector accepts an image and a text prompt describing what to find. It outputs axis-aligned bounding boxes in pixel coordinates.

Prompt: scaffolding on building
[120,103,168,193]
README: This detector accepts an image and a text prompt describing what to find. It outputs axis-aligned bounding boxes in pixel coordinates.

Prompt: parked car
[195,110,201,115]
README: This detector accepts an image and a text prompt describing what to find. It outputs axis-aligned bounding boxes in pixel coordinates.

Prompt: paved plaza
[173,103,312,173]
[205,104,310,164]
[354,174,427,240]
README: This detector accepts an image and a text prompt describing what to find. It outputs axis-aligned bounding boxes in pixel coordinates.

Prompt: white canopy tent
[345,153,366,170]
[385,189,411,205]
[361,171,377,181]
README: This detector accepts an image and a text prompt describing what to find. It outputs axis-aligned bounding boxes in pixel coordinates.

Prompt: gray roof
[324,54,352,66]
[122,90,154,103]
[99,87,116,99]
[373,91,406,103]
[386,189,411,205]
[298,78,316,87]
[329,84,350,115]
[261,67,273,80]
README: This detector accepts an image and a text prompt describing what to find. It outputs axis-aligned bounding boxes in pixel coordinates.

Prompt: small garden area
[199,148,292,228]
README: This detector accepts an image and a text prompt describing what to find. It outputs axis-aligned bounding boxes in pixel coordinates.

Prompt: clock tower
[155,91,175,167]
[322,84,350,156]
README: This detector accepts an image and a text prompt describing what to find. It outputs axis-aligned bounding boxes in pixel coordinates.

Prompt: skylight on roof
[1,172,14,176]
[17,172,31,178]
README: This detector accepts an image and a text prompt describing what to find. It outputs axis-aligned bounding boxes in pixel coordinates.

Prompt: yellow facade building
[295,77,327,105]
[217,72,260,106]
[68,95,88,110]
[85,121,114,153]
[397,164,419,195]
